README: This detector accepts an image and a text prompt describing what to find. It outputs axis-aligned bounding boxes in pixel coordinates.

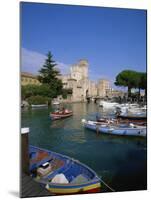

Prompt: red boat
[50,110,73,120]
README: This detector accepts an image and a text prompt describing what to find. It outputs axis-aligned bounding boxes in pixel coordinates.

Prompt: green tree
[38,51,63,98]
[62,88,73,99]
[27,95,49,105]
[114,70,138,97]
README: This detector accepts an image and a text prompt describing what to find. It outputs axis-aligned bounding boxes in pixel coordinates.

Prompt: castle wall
[97,79,110,97]
[59,60,113,102]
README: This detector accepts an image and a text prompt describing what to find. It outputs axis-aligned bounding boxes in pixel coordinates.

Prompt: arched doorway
[86,89,89,97]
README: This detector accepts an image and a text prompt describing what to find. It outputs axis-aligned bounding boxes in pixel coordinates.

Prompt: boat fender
[46,184,49,190]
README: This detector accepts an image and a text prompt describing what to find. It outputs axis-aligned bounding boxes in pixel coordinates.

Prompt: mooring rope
[101,179,115,192]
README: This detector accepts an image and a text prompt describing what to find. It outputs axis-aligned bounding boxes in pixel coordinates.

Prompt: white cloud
[21,48,70,75]
[21,48,46,74]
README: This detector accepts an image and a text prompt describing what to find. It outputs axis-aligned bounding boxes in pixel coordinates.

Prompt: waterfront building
[106,88,125,98]
[59,59,98,102]
[21,72,40,86]
[21,61,124,102]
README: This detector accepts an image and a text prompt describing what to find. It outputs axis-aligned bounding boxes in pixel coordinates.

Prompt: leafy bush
[27,95,49,105]
[21,84,52,100]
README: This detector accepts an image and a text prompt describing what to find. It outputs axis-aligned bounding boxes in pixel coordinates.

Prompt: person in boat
[55,108,60,113]
[60,107,70,114]
[64,108,69,113]
[115,110,121,117]
[62,107,65,114]
[96,113,100,121]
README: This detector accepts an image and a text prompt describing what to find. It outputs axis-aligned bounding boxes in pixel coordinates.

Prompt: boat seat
[71,174,88,184]
[37,164,52,177]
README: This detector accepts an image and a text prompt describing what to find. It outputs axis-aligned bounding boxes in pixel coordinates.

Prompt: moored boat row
[81,119,146,137]
[82,101,147,137]
[22,101,147,195]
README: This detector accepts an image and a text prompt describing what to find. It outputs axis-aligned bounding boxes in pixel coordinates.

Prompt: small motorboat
[99,101,119,109]
[31,104,48,108]
[29,145,101,195]
[50,110,73,120]
[115,104,146,114]
[117,113,147,121]
[82,119,146,137]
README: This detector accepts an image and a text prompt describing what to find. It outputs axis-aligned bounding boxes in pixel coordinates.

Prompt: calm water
[21,103,147,192]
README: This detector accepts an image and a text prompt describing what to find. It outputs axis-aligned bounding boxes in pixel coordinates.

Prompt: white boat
[52,101,60,105]
[81,119,146,137]
[31,104,48,108]
[115,103,146,116]
[99,101,119,108]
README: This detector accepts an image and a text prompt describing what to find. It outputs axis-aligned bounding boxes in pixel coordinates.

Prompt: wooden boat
[31,104,48,108]
[97,117,146,126]
[50,111,73,120]
[29,145,101,195]
[82,119,146,137]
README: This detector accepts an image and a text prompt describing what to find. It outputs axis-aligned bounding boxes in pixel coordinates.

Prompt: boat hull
[50,112,73,120]
[83,121,146,137]
[31,104,48,108]
[46,181,100,194]
[117,115,146,120]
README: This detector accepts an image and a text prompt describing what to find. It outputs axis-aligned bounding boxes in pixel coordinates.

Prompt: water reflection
[21,102,147,192]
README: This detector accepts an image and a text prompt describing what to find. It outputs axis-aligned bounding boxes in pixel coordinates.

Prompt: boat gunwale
[50,112,73,116]
[85,120,146,130]
[30,145,101,187]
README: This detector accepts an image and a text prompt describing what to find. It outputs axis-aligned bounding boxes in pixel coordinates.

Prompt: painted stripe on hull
[46,182,101,194]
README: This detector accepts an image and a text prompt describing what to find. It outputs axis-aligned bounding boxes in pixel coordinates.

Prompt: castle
[58,59,112,102]
[21,59,124,102]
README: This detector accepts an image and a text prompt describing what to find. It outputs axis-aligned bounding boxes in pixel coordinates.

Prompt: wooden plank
[20,173,54,197]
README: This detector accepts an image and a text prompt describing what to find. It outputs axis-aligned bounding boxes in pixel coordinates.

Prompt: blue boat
[29,145,101,195]
[82,119,146,137]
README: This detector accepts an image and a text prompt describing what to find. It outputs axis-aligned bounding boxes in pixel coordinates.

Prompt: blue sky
[21,2,146,87]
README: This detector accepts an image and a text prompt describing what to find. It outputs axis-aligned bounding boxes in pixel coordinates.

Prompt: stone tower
[70,59,88,81]
[78,59,88,79]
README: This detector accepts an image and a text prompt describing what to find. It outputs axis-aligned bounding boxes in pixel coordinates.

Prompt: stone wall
[97,79,110,97]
